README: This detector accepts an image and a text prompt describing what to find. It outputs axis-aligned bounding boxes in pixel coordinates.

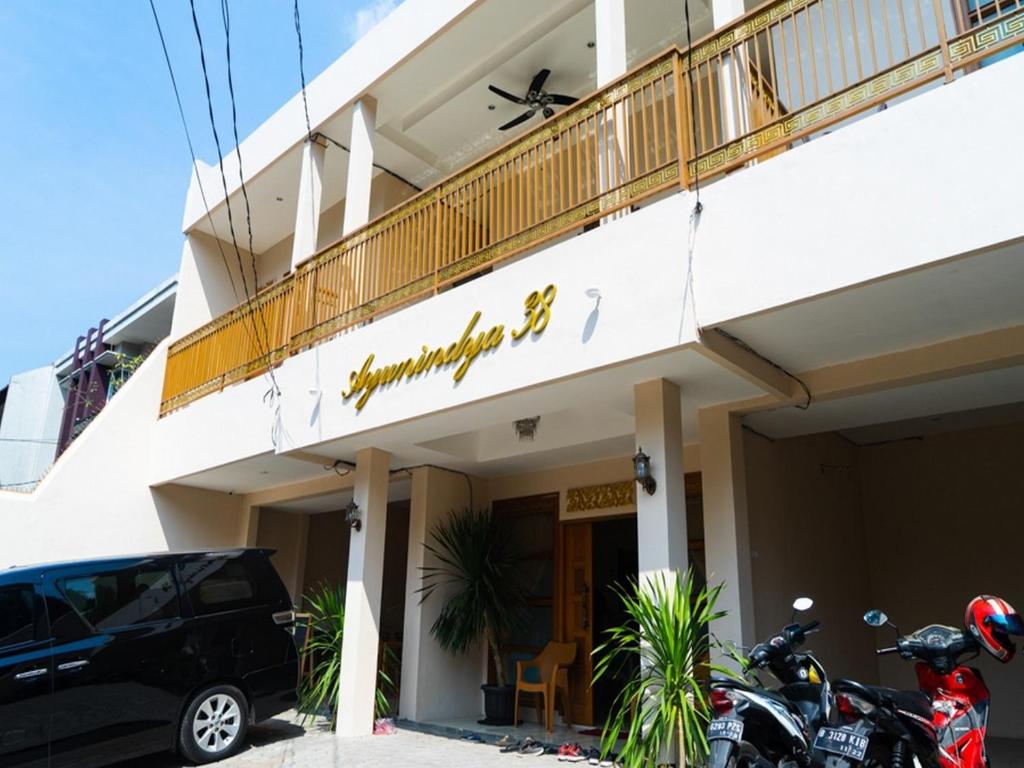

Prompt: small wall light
[344,499,362,532]
[514,416,541,442]
[633,447,656,495]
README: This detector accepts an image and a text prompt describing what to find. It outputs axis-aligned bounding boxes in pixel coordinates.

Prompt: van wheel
[179,684,249,764]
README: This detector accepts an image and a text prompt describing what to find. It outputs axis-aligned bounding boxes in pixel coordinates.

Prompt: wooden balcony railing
[161,0,1024,416]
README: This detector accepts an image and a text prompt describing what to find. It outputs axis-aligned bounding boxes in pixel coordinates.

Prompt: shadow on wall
[150,484,246,552]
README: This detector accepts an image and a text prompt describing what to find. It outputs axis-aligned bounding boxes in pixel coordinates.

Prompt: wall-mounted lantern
[633,447,657,496]
[345,499,362,532]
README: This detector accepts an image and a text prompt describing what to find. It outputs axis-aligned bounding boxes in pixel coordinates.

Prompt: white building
[3,0,1024,747]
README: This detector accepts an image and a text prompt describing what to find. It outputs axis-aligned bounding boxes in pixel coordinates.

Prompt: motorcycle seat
[835,679,932,719]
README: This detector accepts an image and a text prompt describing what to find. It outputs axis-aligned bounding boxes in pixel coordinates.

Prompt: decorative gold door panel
[560,522,593,726]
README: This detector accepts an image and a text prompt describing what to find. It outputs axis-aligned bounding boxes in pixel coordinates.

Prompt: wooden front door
[560,522,593,726]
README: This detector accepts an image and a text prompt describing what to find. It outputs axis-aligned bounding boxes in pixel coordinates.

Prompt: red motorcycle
[821,596,1021,768]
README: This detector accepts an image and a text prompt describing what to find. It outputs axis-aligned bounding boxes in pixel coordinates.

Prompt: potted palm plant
[592,568,730,768]
[298,582,395,729]
[418,508,528,725]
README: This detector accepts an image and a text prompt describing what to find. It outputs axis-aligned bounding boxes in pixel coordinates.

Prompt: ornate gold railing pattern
[160,0,1024,415]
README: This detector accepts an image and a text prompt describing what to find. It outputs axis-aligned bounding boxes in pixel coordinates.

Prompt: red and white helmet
[965,596,1024,662]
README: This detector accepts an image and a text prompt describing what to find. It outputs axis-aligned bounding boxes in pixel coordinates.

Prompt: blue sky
[0,0,401,386]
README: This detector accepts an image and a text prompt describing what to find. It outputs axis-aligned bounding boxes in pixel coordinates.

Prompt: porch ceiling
[190,0,714,253]
[716,238,1024,374]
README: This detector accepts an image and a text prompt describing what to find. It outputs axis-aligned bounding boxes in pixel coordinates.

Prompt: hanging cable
[293,0,313,141]
[683,0,702,214]
[147,0,242,309]
[219,0,281,401]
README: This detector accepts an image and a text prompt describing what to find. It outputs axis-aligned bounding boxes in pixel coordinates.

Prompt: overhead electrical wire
[218,0,281,401]
[293,0,314,141]
[147,0,242,309]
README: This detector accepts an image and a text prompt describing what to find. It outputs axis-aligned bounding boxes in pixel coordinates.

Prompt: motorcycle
[708,597,833,768]
[821,608,993,768]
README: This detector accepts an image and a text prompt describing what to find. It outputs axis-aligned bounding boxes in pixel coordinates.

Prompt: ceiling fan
[488,68,577,131]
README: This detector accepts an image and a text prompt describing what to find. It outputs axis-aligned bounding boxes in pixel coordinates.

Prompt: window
[0,585,35,648]
[61,566,180,630]
[178,556,266,615]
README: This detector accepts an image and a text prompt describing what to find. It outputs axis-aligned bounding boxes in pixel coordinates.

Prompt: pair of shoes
[558,742,587,762]
[517,737,545,756]
[586,748,615,766]
[496,734,516,748]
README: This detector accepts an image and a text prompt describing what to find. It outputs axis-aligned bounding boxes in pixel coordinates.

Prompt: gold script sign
[342,284,557,410]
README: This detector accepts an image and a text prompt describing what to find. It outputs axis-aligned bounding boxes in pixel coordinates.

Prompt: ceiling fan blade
[499,110,535,131]
[488,84,527,105]
[548,93,577,106]
[528,68,551,96]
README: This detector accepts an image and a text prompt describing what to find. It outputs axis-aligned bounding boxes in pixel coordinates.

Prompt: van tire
[178,684,249,764]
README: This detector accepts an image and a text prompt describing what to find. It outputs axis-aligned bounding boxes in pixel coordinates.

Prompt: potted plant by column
[592,568,729,768]
[419,508,528,725]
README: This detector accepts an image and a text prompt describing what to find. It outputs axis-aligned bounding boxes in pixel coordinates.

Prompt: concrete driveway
[115,712,547,768]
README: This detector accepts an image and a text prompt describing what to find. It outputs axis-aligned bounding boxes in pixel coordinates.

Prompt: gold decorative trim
[948,9,1024,64]
[689,0,815,68]
[689,50,943,177]
[566,481,636,513]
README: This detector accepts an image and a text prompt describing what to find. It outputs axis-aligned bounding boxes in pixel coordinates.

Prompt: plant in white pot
[418,508,528,725]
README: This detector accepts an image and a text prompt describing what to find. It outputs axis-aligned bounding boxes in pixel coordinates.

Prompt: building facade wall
[0,365,63,492]
[0,342,247,569]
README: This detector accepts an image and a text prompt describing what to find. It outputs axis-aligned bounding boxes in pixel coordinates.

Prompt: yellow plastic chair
[513,641,576,731]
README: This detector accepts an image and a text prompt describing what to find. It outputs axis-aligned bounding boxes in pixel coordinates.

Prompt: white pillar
[711,0,750,141]
[342,96,378,236]
[595,0,627,87]
[595,0,629,223]
[699,408,756,659]
[399,468,487,723]
[336,446,390,737]
[290,136,327,271]
[634,379,689,583]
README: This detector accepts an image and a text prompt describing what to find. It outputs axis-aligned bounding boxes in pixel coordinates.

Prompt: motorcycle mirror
[793,597,814,613]
[863,609,888,627]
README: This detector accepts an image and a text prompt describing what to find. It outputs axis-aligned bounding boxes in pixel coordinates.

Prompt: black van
[0,548,299,767]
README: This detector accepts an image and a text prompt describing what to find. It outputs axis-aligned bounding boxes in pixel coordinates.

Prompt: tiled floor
[117,711,615,768]
[404,716,618,752]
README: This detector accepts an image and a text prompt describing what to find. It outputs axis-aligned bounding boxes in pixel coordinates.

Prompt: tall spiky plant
[592,569,730,768]
[298,582,394,729]
[418,508,528,686]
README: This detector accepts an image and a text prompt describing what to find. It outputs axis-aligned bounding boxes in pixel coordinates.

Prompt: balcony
[160,0,1024,416]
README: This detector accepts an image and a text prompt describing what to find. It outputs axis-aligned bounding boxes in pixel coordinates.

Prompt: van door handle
[57,660,90,672]
[14,668,48,680]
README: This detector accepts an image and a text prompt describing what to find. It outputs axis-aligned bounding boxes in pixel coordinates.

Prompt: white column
[336,447,390,737]
[399,468,487,723]
[699,408,756,659]
[595,0,629,223]
[290,136,327,271]
[712,0,750,141]
[342,96,378,236]
[634,379,689,583]
[595,0,627,88]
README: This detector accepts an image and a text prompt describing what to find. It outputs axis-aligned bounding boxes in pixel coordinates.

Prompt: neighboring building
[0,276,177,491]
[2,0,1024,748]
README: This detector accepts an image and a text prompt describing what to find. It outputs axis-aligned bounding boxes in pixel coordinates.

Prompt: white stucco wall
[0,342,247,569]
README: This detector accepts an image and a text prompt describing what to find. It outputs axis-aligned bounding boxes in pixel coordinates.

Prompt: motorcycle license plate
[813,727,868,761]
[707,719,744,742]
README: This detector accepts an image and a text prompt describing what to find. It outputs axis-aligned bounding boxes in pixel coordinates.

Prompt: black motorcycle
[708,598,833,768]
[818,609,985,768]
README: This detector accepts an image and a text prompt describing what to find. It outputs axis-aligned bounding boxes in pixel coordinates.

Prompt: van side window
[61,567,180,630]
[0,584,35,648]
[178,556,266,615]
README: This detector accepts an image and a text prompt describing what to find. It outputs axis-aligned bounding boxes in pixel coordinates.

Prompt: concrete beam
[696,328,802,402]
